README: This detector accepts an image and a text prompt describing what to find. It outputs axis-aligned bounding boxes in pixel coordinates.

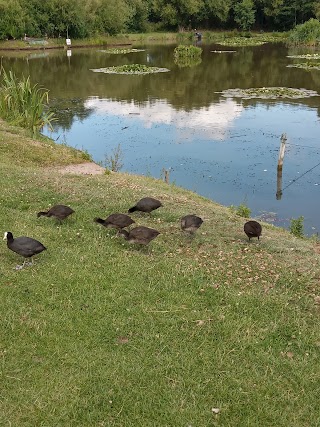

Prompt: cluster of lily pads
[173,45,202,57]
[100,48,145,54]
[216,37,266,47]
[286,53,320,70]
[287,62,320,70]
[218,87,319,99]
[90,64,170,75]
[211,50,236,53]
[287,53,320,59]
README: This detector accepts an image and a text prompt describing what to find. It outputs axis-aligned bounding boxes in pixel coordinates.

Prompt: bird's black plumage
[4,231,46,266]
[94,213,135,230]
[128,197,162,214]
[181,214,203,234]
[244,221,262,241]
[119,226,160,245]
[37,204,74,221]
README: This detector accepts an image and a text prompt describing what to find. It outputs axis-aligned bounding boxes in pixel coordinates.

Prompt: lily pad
[287,54,320,59]
[216,38,266,47]
[287,62,320,70]
[99,48,145,54]
[218,87,319,99]
[211,50,236,53]
[90,64,170,75]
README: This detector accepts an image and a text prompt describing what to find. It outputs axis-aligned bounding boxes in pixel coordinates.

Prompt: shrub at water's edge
[0,68,55,136]
[174,45,202,58]
[173,45,202,67]
[289,18,320,46]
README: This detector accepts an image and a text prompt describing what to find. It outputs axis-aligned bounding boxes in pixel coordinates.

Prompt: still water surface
[2,42,320,234]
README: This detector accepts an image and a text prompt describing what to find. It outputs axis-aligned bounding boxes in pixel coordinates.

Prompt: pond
[2,42,320,235]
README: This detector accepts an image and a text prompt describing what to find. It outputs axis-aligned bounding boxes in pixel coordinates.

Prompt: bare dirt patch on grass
[54,162,105,175]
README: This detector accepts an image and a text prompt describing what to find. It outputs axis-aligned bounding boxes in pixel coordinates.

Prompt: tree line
[0,0,319,40]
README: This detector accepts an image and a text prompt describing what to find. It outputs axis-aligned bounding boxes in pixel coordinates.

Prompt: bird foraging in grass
[94,213,135,230]
[37,204,74,222]
[119,226,160,245]
[128,197,162,214]
[181,214,203,235]
[244,220,262,241]
[3,231,46,268]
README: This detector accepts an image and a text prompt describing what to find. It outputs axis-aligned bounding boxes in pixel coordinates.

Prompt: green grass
[0,121,319,426]
[0,119,91,166]
[0,31,288,52]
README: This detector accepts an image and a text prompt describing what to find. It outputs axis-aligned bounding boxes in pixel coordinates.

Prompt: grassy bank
[0,120,319,426]
[0,31,288,51]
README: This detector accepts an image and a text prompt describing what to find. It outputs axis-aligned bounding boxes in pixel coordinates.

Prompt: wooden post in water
[162,168,170,184]
[278,133,287,170]
[276,168,283,200]
[276,133,287,200]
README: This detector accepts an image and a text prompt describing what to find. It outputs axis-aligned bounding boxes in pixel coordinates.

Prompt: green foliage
[230,202,251,218]
[126,0,150,32]
[217,36,265,46]
[173,44,202,57]
[289,18,320,45]
[233,0,256,31]
[289,216,304,237]
[174,55,202,67]
[91,64,170,74]
[0,68,55,136]
[287,61,320,70]
[90,0,131,36]
[174,45,202,67]
[104,143,124,172]
[80,149,93,161]
[198,0,232,23]
[101,48,145,54]
[0,0,319,40]
[0,0,25,39]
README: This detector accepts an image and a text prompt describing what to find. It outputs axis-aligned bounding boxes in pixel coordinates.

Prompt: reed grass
[0,68,55,136]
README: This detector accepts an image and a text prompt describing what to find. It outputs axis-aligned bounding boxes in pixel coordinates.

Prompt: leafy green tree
[315,1,320,19]
[47,0,88,38]
[233,0,256,30]
[198,0,232,25]
[93,0,131,35]
[264,0,316,29]
[150,0,201,29]
[126,0,150,32]
[0,0,25,39]
[1,0,320,39]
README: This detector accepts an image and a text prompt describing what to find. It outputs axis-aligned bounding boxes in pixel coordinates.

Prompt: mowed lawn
[0,121,319,426]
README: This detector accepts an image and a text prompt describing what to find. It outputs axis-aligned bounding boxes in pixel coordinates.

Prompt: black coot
[94,213,135,230]
[119,226,160,245]
[37,205,74,221]
[128,197,162,214]
[244,221,262,241]
[181,215,203,235]
[4,231,46,267]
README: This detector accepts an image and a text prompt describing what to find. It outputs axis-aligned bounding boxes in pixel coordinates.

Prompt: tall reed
[0,67,55,136]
